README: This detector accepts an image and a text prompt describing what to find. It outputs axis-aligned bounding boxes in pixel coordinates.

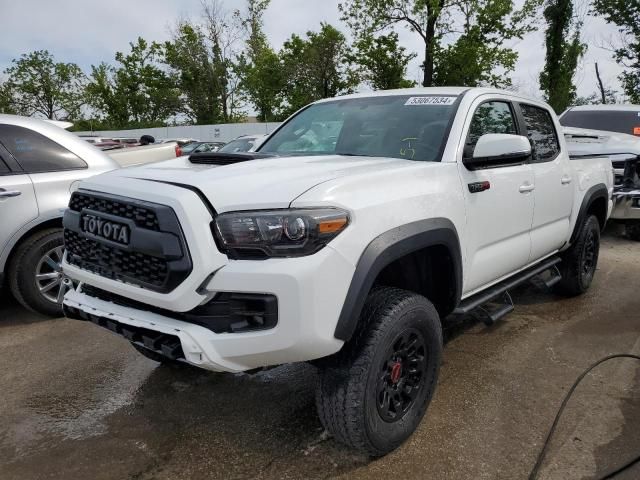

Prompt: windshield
[219,138,257,153]
[560,110,640,136]
[258,95,459,161]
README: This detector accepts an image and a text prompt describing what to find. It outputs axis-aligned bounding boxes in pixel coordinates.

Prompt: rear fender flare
[569,183,609,245]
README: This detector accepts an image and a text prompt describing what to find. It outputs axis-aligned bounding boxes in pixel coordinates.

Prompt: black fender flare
[334,218,463,341]
[569,183,609,245]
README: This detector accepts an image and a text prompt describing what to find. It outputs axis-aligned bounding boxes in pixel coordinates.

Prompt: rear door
[518,103,573,261]
[0,143,38,268]
[458,98,535,294]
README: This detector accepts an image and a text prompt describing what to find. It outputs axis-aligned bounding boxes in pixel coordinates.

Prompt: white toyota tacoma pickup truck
[61,87,613,456]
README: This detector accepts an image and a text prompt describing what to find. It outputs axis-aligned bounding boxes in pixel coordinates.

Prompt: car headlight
[214,208,350,258]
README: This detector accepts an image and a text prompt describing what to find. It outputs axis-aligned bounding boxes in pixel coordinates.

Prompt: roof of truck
[314,87,550,108]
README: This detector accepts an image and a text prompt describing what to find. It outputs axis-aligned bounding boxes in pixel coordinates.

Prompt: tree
[165,23,223,124]
[280,23,359,116]
[236,0,286,121]
[539,0,586,113]
[202,0,245,122]
[0,82,17,114]
[3,50,86,119]
[339,0,541,87]
[87,38,180,129]
[350,32,416,90]
[433,0,542,88]
[592,0,640,103]
[339,0,444,87]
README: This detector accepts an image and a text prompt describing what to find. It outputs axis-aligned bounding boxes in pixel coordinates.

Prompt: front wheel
[8,228,73,316]
[555,215,601,297]
[315,287,442,456]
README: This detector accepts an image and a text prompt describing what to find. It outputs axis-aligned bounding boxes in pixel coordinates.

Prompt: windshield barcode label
[405,96,456,106]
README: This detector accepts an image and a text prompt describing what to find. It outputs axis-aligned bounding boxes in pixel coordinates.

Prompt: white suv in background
[0,115,118,315]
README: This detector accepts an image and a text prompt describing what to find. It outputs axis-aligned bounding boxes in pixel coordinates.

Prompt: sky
[0,0,627,102]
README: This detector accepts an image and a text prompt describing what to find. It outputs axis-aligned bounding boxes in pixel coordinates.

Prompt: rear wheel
[626,222,640,241]
[555,215,600,296]
[8,228,73,316]
[315,287,442,456]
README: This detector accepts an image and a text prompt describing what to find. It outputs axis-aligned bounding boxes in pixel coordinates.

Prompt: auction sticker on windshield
[404,96,456,106]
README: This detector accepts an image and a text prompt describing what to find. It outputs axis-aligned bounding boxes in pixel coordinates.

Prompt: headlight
[214,208,350,258]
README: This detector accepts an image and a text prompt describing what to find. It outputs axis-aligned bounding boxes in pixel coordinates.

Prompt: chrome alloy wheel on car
[35,245,73,304]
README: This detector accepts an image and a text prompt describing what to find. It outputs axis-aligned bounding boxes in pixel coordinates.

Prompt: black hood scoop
[189,152,276,165]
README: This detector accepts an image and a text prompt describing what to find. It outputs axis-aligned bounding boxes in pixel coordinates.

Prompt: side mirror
[464,133,531,169]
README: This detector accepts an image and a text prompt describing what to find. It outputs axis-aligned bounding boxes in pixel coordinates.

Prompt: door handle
[561,176,572,185]
[0,189,22,198]
[519,183,535,193]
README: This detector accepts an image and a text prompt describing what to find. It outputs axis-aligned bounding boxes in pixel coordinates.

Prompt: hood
[563,126,640,157]
[96,154,419,212]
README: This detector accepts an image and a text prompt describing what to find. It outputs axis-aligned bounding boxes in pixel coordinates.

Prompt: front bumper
[611,188,640,221]
[63,245,353,372]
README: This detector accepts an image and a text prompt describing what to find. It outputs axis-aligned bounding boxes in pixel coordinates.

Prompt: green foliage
[539,0,586,113]
[86,38,180,129]
[434,0,541,88]
[200,0,246,122]
[165,23,223,124]
[350,32,416,90]
[0,82,17,114]
[340,0,541,88]
[592,0,640,103]
[280,23,359,117]
[339,0,444,87]
[3,50,86,119]
[236,0,286,121]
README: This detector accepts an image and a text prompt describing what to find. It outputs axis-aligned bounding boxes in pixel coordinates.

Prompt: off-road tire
[8,228,64,316]
[555,215,600,297]
[626,222,640,241]
[315,287,442,457]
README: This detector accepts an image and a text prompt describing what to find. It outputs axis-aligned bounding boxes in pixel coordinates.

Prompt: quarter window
[519,104,560,163]
[465,101,517,157]
[0,125,87,173]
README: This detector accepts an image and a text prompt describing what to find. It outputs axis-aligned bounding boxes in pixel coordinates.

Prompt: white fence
[75,122,282,143]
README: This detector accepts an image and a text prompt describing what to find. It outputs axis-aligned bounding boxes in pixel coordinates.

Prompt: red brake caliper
[390,361,403,384]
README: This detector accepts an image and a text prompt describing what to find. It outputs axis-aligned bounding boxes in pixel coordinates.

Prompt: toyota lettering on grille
[81,214,130,245]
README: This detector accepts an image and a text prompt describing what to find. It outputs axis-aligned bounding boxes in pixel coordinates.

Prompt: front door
[458,99,535,295]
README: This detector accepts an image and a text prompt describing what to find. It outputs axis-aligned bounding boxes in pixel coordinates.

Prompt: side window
[519,104,560,162]
[466,101,517,156]
[0,125,87,173]
[0,157,9,174]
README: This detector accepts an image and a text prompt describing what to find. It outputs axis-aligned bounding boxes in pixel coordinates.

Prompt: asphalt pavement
[1,225,639,480]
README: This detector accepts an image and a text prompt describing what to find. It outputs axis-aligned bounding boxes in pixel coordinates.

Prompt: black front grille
[70,192,160,230]
[64,230,168,288]
[64,191,192,292]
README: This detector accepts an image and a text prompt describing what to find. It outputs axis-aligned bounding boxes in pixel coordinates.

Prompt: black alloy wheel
[376,328,428,422]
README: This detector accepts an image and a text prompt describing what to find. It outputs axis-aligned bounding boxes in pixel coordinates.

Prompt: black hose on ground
[528,354,640,480]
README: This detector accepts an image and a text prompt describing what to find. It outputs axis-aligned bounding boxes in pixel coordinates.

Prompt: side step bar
[454,257,562,324]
